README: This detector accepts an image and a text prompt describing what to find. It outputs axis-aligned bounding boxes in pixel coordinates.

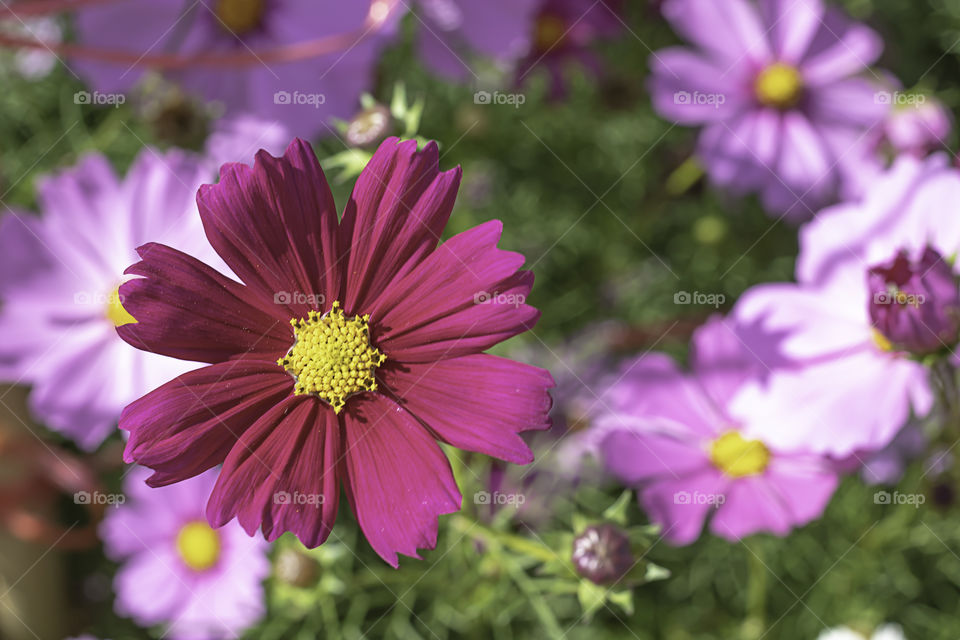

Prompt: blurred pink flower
[649,0,888,220]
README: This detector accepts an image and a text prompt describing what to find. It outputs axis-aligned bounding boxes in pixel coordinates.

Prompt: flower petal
[340,137,462,313]
[341,394,461,567]
[121,359,292,485]
[196,138,342,317]
[118,242,290,363]
[379,354,553,465]
[371,220,539,363]
[661,0,771,63]
[799,8,882,85]
[206,396,341,549]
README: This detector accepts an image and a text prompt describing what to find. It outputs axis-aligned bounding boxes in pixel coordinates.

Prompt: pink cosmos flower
[0,149,222,450]
[650,0,888,220]
[597,316,838,545]
[101,467,269,640]
[516,0,624,100]
[116,137,554,566]
[731,155,960,456]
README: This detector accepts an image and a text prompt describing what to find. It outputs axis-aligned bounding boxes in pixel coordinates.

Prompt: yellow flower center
[105,285,136,327]
[535,14,567,52]
[709,431,771,477]
[278,301,386,413]
[872,329,894,353]
[176,521,221,572]
[215,0,265,34]
[755,63,803,109]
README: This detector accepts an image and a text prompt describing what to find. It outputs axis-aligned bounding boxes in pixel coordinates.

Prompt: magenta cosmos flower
[73,1,391,139]
[597,316,838,545]
[516,0,624,100]
[409,0,540,80]
[650,0,888,220]
[731,155,960,456]
[117,137,554,566]
[0,149,222,450]
[101,467,269,640]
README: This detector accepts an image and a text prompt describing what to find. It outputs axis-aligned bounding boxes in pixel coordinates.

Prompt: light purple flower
[101,467,269,640]
[597,316,838,545]
[72,1,391,139]
[204,114,291,170]
[885,96,952,157]
[731,156,960,456]
[650,0,888,220]
[0,149,224,450]
[410,0,540,80]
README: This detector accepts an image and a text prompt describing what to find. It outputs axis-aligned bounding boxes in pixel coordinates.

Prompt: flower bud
[345,105,392,148]
[571,523,633,585]
[868,246,960,354]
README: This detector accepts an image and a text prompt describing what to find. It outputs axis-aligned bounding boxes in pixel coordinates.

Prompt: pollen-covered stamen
[176,520,221,572]
[278,301,386,413]
[755,62,803,109]
[214,0,265,34]
[106,285,136,327]
[709,431,770,477]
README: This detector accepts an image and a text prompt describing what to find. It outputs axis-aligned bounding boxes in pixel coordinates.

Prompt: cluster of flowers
[579,0,956,546]
[12,0,623,140]
[0,0,953,637]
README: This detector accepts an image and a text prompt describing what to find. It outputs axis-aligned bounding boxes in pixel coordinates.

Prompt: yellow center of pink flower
[755,63,803,109]
[215,0,264,34]
[872,328,894,353]
[105,285,136,327]
[278,301,386,413]
[709,431,770,477]
[535,14,567,51]
[176,521,221,571]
